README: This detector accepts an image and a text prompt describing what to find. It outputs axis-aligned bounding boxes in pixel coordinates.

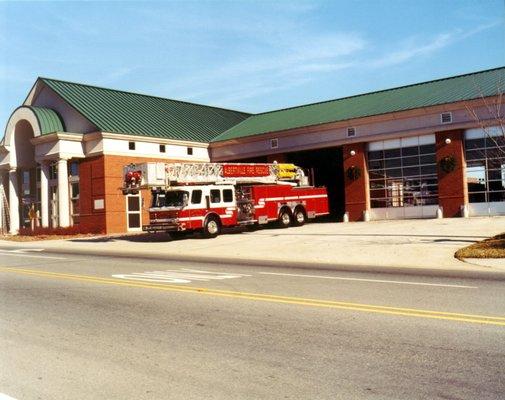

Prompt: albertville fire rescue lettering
[122,162,329,238]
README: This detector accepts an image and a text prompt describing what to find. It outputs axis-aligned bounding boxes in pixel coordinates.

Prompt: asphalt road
[1,249,504,400]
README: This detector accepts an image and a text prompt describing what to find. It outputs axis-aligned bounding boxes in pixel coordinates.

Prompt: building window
[367,135,438,208]
[187,147,193,155]
[129,141,136,151]
[70,182,80,225]
[270,138,278,149]
[465,127,505,203]
[160,144,166,153]
[49,163,57,180]
[347,127,356,137]
[441,112,452,124]
[69,161,79,177]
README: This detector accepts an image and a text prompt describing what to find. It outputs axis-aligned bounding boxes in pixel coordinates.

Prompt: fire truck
[122,162,329,238]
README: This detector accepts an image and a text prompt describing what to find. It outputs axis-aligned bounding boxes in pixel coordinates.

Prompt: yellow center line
[2,266,505,326]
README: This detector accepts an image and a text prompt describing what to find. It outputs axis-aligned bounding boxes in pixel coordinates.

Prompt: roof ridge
[39,77,252,116]
[250,65,505,117]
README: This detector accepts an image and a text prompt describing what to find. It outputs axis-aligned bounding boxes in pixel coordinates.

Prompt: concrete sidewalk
[2,217,504,276]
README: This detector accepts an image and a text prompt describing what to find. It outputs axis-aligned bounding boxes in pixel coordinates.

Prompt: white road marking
[0,393,18,400]
[112,268,251,284]
[259,272,478,289]
[0,250,66,260]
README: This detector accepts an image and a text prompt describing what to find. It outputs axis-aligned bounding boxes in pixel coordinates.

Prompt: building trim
[83,131,209,148]
[210,96,499,148]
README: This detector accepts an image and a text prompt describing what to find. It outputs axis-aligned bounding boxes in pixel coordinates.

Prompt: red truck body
[123,162,329,237]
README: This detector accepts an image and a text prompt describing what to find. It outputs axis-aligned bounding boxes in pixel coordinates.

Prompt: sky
[0,0,504,127]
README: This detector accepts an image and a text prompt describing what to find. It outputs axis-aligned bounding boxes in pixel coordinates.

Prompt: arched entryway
[1,106,68,233]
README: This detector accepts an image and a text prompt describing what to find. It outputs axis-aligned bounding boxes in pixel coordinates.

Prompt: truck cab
[146,185,237,235]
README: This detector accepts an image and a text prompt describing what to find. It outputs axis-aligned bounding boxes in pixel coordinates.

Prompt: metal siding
[28,106,65,134]
[213,67,505,142]
[41,78,251,142]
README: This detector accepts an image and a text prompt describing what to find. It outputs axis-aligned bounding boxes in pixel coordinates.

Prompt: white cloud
[369,21,501,68]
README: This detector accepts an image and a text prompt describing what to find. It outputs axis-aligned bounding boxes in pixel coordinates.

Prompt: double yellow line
[2,266,505,326]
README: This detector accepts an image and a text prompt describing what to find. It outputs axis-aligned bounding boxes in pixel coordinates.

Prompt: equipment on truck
[122,162,329,238]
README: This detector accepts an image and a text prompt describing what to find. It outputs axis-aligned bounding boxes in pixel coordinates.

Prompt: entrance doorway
[126,194,142,231]
[287,147,345,219]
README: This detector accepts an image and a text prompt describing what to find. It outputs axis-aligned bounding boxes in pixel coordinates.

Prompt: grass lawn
[455,233,505,259]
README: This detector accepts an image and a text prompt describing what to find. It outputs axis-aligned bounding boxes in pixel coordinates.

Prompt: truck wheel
[292,207,307,227]
[203,216,221,238]
[277,208,292,228]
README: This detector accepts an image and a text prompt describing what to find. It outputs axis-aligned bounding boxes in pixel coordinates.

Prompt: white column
[9,168,19,234]
[57,158,70,228]
[40,162,49,228]
[0,176,4,233]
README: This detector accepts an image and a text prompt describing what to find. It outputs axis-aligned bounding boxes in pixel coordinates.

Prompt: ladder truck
[122,162,329,238]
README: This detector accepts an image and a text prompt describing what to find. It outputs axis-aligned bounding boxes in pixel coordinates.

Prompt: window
[160,144,166,153]
[69,161,79,177]
[70,182,80,225]
[129,142,136,151]
[347,127,356,137]
[49,163,57,180]
[210,189,221,203]
[465,127,505,203]
[270,138,278,149]
[441,112,452,124]
[191,190,202,204]
[187,147,193,155]
[367,135,438,208]
[223,189,233,203]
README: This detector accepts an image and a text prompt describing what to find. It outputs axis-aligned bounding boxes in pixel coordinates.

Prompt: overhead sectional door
[367,134,439,220]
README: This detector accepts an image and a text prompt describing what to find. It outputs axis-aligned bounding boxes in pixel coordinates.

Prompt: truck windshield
[164,190,189,207]
[152,191,189,208]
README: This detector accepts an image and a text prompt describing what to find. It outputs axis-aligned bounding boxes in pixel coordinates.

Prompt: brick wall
[435,129,468,217]
[79,156,106,233]
[343,143,370,221]
[102,155,176,234]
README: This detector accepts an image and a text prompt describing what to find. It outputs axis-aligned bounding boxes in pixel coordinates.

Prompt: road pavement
[1,250,504,399]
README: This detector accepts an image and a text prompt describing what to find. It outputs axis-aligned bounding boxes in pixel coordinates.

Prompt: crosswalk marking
[112,268,251,284]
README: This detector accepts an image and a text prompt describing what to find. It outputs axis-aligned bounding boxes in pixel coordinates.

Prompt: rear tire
[277,208,292,228]
[292,207,307,227]
[203,216,221,238]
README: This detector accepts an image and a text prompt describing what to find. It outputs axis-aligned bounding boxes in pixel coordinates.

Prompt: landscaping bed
[455,233,505,259]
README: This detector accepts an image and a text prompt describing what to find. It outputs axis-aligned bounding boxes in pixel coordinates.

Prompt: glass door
[126,194,142,231]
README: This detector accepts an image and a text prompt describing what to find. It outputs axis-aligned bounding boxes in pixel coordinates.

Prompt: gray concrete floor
[2,216,503,272]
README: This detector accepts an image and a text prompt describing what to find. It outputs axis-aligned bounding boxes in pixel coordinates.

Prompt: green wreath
[346,166,362,181]
[439,155,457,173]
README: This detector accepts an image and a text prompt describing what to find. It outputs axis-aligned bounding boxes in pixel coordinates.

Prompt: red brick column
[343,143,370,221]
[435,129,468,218]
[78,156,107,233]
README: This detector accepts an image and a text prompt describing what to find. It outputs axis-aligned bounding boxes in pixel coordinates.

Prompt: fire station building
[1,66,504,235]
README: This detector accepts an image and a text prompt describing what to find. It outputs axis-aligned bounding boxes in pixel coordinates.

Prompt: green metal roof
[213,66,505,142]
[40,78,251,142]
[27,106,65,134]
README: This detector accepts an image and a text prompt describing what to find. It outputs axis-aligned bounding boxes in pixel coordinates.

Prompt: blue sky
[1,0,504,126]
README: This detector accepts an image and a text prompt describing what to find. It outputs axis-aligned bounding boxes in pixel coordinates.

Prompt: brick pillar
[435,129,468,218]
[343,143,370,221]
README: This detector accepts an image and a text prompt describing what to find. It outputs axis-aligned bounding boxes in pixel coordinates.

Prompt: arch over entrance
[1,106,65,233]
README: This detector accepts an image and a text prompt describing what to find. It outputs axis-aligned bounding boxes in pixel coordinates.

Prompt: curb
[17,245,505,281]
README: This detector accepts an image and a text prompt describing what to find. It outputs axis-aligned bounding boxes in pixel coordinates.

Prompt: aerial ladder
[123,162,309,193]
